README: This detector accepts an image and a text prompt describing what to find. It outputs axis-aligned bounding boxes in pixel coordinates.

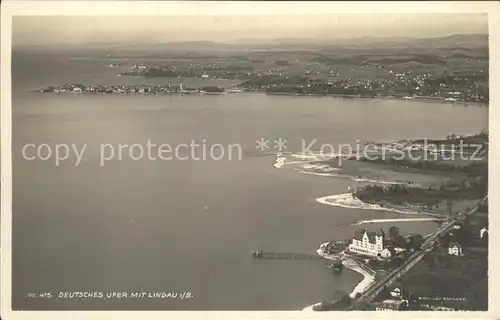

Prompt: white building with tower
[348,228,393,259]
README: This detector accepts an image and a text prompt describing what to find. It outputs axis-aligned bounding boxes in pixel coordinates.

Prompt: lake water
[11,53,489,310]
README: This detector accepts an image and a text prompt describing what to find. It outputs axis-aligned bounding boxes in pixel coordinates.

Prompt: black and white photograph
[1,1,498,317]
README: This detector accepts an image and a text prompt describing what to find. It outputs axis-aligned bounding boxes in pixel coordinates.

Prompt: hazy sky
[13,14,488,46]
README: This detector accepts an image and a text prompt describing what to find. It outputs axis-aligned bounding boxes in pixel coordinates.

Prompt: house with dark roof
[448,241,464,256]
[390,287,402,299]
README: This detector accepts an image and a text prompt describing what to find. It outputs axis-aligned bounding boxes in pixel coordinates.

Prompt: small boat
[252,250,264,258]
[328,259,343,273]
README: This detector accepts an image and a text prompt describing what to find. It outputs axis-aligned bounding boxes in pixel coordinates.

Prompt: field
[402,242,487,310]
[394,202,488,311]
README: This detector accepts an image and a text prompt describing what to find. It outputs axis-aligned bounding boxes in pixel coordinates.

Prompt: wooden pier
[251,250,323,260]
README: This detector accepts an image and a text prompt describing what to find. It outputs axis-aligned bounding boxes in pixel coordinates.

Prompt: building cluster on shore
[258,76,487,103]
[47,58,489,103]
[34,82,240,95]
[112,60,488,103]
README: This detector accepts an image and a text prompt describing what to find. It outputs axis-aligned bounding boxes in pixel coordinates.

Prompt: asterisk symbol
[274,138,287,151]
[256,138,270,151]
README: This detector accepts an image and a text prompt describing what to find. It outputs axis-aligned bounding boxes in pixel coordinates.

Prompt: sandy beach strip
[295,170,339,177]
[293,166,420,187]
[316,193,443,217]
[353,217,445,225]
[292,168,404,184]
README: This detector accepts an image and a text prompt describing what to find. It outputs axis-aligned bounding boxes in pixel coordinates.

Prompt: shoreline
[294,169,418,186]
[256,91,487,106]
[264,92,487,105]
[302,247,376,311]
[31,87,488,106]
[353,217,445,225]
[316,193,444,217]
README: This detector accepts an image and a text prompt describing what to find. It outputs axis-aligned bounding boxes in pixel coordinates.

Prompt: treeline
[201,86,225,93]
[309,54,447,65]
[265,84,376,96]
[240,75,309,87]
[359,157,488,177]
[353,178,487,207]
[415,131,488,145]
[313,290,353,311]
[424,74,488,86]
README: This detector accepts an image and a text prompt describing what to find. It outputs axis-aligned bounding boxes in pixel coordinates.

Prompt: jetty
[251,250,323,260]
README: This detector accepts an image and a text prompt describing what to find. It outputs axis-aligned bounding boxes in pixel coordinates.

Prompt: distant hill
[232,33,488,49]
[13,33,488,55]
[328,34,488,50]
[412,34,488,49]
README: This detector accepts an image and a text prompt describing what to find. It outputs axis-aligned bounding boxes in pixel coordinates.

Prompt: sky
[13,14,488,46]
